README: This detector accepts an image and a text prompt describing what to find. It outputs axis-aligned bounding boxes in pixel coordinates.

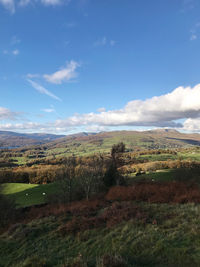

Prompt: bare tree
[76,155,104,200]
[62,157,76,203]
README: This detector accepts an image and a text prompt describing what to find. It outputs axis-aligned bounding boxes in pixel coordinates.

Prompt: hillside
[2,130,200,266]
[42,129,200,158]
[2,129,200,152]
[0,131,65,148]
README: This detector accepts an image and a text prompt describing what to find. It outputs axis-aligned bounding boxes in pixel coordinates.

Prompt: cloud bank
[54,84,200,129]
[2,84,200,133]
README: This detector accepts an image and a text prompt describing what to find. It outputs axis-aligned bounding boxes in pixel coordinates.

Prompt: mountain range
[1,129,200,151]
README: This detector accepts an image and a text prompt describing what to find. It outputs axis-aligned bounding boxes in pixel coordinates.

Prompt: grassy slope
[1,183,60,208]
[1,202,200,266]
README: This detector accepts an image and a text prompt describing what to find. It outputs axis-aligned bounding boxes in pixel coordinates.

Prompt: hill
[0,131,65,148]
[43,129,200,158]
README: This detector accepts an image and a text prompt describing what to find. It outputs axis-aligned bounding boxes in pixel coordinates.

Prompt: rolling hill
[2,129,200,157]
[43,129,200,157]
[0,131,65,148]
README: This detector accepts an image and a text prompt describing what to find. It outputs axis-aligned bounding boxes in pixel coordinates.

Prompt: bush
[106,182,200,204]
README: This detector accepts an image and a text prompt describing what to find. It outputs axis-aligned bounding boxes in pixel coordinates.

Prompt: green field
[1,182,60,208]
[2,167,200,208]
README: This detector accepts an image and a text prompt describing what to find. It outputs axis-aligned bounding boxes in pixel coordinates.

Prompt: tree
[103,162,118,187]
[61,157,76,203]
[102,142,126,188]
[111,142,126,159]
[76,155,104,200]
[103,161,125,188]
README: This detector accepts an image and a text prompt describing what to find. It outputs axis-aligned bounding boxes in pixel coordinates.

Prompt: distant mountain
[0,131,65,148]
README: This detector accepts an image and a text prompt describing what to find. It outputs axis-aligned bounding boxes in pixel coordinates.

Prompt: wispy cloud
[190,22,200,41]
[181,0,195,12]
[0,107,21,120]
[26,73,40,78]
[43,60,80,84]
[0,0,15,13]
[65,21,76,28]
[94,37,116,47]
[110,40,116,46]
[40,0,63,5]
[2,49,19,56]
[42,107,55,113]
[94,37,107,47]
[10,35,21,45]
[97,107,106,112]
[19,0,31,6]
[0,0,70,13]
[190,34,197,40]
[12,49,19,55]
[27,79,62,101]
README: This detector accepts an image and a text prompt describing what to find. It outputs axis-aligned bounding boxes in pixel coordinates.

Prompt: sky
[1,0,200,134]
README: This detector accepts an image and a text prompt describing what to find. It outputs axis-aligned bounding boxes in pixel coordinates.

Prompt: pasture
[1,182,60,208]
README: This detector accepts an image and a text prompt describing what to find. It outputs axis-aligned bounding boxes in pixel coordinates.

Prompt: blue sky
[1,0,200,134]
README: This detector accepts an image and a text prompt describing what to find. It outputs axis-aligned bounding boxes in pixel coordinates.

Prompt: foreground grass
[1,202,200,266]
[1,183,60,208]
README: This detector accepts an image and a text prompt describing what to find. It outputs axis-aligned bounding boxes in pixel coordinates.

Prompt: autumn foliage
[106,182,200,204]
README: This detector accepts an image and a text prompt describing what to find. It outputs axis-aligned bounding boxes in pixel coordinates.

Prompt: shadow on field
[167,137,200,146]
[131,168,200,184]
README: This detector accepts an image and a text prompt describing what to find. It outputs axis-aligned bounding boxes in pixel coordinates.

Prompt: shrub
[106,182,200,204]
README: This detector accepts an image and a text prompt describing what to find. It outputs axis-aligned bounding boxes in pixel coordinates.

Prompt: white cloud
[110,40,116,46]
[43,60,79,84]
[3,83,200,134]
[0,122,42,131]
[12,49,19,55]
[19,0,31,6]
[54,84,200,129]
[26,73,40,78]
[94,37,107,47]
[27,79,62,101]
[2,49,19,56]
[42,108,55,113]
[183,118,200,132]
[0,121,73,133]
[10,35,21,45]
[65,22,76,28]
[181,0,194,12]
[41,0,62,5]
[0,107,20,120]
[0,0,70,13]
[190,34,197,41]
[94,37,116,47]
[189,22,200,41]
[97,107,106,112]
[0,0,15,13]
